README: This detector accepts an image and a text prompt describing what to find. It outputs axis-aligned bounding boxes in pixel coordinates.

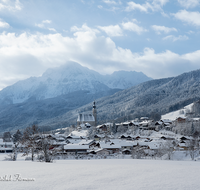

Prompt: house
[120,141,137,150]
[0,138,13,153]
[122,149,132,155]
[95,149,110,156]
[96,125,108,132]
[64,144,89,155]
[178,143,188,150]
[176,117,187,123]
[94,134,105,141]
[98,142,121,154]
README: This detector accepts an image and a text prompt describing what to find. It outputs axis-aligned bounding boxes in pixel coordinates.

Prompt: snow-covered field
[0,154,200,190]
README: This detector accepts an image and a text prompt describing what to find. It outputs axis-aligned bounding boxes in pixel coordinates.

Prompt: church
[77,101,97,128]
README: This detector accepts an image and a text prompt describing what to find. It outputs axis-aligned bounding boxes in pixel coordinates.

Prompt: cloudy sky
[0,0,200,89]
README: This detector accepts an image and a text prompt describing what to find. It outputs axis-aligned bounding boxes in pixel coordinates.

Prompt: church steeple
[92,100,97,127]
[93,100,96,109]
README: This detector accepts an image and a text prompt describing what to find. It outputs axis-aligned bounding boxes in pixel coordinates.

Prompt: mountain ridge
[0,61,152,105]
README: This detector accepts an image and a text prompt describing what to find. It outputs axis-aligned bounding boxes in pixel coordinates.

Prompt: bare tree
[161,140,174,160]
[37,134,56,162]
[132,146,146,159]
[21,125,40,161]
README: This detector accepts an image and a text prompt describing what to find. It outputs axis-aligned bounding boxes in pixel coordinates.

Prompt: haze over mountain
[0,62,152,132]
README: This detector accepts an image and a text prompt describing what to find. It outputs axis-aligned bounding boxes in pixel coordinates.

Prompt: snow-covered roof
[161,119,172,123]
[0,140,13,146]
[96,125,106,129]
[99,142,121,149]
[120,141,137,147]
[192,118,200,121]
[140,117,149,120]
[64,144,89,150]
[95,148,109,153]
[140,120,151,125]
[94,134,105,138]
[77,113,95,122]
[69,130,88,138]
[147,142,162,150]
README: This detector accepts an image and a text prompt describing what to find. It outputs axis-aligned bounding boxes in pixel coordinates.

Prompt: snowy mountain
[0,61,151,105]
[104,70,151,89]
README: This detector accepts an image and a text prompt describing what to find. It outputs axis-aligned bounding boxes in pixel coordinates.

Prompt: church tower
[92,100,97,127]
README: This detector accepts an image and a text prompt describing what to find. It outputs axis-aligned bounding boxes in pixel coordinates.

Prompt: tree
[186,140,197,160]
[13,130,22,143]
[161,140,174,160]
[3,132,12,142]
[37,134,56,162]
[131,146,146,159]
[9,130,23,161]
[191,122,195,136]
[21,125,40,161]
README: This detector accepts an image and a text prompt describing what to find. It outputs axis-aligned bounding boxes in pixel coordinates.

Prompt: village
[0,101,200,161]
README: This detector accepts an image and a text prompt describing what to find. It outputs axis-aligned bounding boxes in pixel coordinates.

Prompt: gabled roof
[77,113,95,122]
[64,144,89,150]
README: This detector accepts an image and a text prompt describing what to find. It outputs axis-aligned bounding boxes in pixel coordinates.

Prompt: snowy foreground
[0,155,200,190]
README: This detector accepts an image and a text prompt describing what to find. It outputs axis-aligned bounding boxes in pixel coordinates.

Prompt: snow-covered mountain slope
[161,103,194,120]
[104,70,151,89]
[0,61,151,104]
[68,69,200,126]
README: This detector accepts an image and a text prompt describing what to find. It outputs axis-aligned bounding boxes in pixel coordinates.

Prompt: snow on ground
[161,103,193,121]
[69,130,87,137]
[0,153,200,190]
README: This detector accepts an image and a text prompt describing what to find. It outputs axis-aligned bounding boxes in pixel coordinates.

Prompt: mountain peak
[0,62,151,104]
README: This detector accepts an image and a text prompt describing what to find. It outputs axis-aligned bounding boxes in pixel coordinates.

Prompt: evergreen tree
[13,130,22,143]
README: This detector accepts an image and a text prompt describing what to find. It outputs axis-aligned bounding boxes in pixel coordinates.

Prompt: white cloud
[0,0,22,11]
[177,0,200,8]
[122,20,147,35]
[48,28,56,32]
[0,19,9,28]
[187,30,194,34]
[152,0,169,6]
[103,0,117,4]
[162,35,189,41]
[152,25,177,34]
[97,24,123,36]
[98,5,103,9]
[125,0,168,13]
[0,24,199,89]
[173,10,200,26]
[35,20,52,29]
[42,20,51,24]
[125,2,149,12]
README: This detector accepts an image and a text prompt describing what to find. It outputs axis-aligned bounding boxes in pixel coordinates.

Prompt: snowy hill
[162,103,194,121]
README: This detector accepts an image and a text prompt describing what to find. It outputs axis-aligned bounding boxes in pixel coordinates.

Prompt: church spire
[93,100,96,109]
[93,100,97,127]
